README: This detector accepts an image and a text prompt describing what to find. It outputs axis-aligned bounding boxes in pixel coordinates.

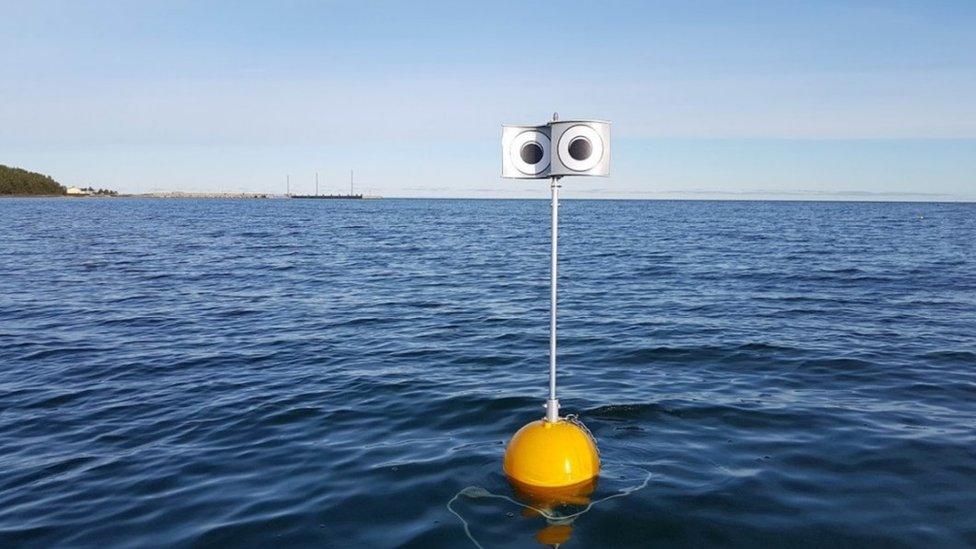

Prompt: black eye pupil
[520,143,544,164]
[568,137,592,161]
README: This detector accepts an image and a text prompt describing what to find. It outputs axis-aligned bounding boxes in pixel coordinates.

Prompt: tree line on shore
[0,164,66,195]
[0,165,117,196]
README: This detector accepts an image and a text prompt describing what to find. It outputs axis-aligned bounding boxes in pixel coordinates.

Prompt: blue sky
[2,0,974,199]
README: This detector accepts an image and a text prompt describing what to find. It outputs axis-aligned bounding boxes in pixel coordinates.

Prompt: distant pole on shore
[350,170,354,196]
[286,174,290,196]
[315,172,319,196]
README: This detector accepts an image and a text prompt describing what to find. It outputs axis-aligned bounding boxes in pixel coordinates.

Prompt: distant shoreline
[1,195,973,204]
[0,193,271,199]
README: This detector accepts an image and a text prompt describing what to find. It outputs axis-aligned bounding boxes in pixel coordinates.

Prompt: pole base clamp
[545,399,560,423]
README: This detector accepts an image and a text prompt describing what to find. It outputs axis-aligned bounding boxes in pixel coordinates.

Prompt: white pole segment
[546,176,560,423]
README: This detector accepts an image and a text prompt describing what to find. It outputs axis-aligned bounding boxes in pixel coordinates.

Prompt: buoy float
[504,418,600,488]
[500,113,610,489]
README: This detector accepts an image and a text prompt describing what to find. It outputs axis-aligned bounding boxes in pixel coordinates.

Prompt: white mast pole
[546,111,561,423]
[547,173,560,422]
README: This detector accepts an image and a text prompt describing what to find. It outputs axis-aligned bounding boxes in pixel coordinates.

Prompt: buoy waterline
[500,114,610,489]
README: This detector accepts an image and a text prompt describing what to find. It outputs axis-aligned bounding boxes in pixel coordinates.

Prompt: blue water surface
[1,198,975,548]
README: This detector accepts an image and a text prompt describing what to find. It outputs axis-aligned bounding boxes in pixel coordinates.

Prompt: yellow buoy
[503,418,600,488]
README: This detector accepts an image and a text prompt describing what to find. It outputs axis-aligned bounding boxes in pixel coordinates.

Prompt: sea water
[1,198,974,547]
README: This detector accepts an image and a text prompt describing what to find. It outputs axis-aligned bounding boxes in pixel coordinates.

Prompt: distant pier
[289,169,380,199]
[138,192,270,199]
[291,193,364,200]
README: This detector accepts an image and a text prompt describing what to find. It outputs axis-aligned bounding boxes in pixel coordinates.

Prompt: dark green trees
[0,165,67,195]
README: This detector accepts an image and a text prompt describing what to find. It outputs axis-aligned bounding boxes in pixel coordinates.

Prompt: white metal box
[548,120,611,177]
[501,124,551,179]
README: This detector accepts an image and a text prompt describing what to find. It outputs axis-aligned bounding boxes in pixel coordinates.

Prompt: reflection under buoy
[447,468,652,549]
[535,524,573,546]
[509,477,597,547]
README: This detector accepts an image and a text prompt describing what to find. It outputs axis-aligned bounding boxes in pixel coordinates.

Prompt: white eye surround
[510,130,551,176]
[556,124,604,172]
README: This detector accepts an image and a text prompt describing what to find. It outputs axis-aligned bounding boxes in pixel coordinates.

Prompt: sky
[1,0,975,200]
